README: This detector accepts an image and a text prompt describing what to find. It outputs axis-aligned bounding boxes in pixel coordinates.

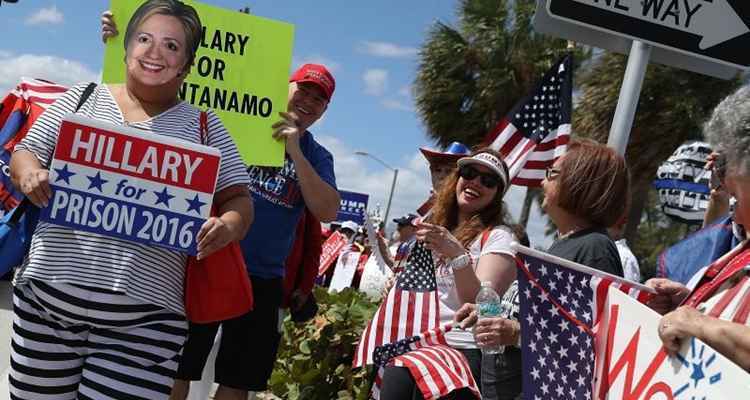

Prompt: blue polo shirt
[241,131,336,278]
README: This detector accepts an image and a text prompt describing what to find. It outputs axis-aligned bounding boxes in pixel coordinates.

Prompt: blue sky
[0,0,551,247]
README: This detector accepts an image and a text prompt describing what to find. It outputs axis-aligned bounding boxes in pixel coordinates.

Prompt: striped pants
[9,280,188,400]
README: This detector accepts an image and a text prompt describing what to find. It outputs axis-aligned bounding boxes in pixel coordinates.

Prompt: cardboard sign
[594,287,750,399]
[318,230,347,276]
[40,114,220,255]
[359,256,392,299]
[103,0,294,167]
[329,249,361,293]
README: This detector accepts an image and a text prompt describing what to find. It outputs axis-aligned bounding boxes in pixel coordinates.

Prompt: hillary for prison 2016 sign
[40,114,220,255]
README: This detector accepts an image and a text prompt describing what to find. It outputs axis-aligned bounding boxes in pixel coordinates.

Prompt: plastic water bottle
[476,281,502,355]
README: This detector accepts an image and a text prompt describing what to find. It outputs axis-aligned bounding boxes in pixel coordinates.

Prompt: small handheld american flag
[484,54,573,187]
[354,241,441,367]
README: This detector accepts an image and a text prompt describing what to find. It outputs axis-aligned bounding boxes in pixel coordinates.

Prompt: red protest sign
[318,231,347,276]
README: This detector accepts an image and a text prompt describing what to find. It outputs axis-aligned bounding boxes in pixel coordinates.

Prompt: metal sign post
[607,41,652,156]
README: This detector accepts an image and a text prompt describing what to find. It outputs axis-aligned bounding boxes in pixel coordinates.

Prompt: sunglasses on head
[458,165,501,188]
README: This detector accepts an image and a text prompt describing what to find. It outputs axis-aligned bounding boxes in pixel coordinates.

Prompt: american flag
[371,324,479,400]
[1,78,68,212]
[11,77,68,107]
[354,241,440,367]
[484,54,573,187]
[515,246,653,400]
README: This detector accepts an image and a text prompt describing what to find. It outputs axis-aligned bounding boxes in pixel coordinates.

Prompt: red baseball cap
[289,64,336,102]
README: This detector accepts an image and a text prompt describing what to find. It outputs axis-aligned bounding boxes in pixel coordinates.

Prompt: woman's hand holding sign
[20,168,52,208]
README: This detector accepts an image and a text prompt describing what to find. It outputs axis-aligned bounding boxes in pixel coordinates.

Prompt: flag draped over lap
[354,241,478,399]
[515,247,653,400]
[371,325,479,400]
[483,54,573,187]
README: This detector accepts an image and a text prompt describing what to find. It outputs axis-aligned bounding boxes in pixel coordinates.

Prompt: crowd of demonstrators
[97,4,340,400]
[646,85,750,371]
[379,148,520,399]
[11,2,750,399]
[9,2,252,399]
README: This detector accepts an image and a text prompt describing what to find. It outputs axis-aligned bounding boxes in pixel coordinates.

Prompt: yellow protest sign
[103,0,294,167]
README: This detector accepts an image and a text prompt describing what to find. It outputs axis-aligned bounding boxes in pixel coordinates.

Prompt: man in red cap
[177,64,341,400]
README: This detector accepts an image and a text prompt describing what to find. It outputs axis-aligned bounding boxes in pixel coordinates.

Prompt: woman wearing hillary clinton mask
[8,1,251,399]
[380,148,519,399]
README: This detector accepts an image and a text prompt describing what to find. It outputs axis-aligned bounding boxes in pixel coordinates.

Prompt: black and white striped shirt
[14,83,251,315]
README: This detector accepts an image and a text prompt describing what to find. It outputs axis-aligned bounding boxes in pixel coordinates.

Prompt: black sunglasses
[458,165,500,188]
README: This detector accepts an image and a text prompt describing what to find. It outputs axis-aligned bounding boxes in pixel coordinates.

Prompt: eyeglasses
[458,165,500,188]
[545,167,561,181]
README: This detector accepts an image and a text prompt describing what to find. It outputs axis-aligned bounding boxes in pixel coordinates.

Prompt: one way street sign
[546,0,750,69]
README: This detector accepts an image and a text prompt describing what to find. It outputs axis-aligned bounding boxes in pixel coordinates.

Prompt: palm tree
[574,53,741,243]
[414,0,587,147]
[414,0,589,233]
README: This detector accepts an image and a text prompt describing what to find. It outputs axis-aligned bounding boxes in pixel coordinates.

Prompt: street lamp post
[355,151,398,227]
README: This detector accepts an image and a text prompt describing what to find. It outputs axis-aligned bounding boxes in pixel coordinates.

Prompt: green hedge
[269,287,379,399]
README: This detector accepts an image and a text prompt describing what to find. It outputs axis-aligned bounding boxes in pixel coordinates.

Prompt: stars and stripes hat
[419,141,471,165]
[457,151,511,196]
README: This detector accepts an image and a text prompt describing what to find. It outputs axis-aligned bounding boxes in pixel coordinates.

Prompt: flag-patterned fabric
[354,241,440,367]
[516,251,653,400]
[0,78,68,212]
[371,324,480,400]
[483,54,573,187]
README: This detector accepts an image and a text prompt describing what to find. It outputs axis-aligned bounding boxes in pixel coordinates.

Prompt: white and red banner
[318,230,348,276]
[595,287,750,399]
[328,249,362,293]
[41,114,221,255]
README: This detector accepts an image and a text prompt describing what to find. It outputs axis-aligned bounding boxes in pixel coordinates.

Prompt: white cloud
[358,41,418,58]
[317,133,552,247]
[292,54,341,73]
[317,135,431,229]
[363,69,388,96]
[382,98,412,112]
[0,52,98,95]
[25,6,64,26]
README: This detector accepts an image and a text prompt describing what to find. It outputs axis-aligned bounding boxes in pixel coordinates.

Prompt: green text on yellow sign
[103,0,294,167]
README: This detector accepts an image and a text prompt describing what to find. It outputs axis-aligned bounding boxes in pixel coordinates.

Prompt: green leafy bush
[269,287,379,400]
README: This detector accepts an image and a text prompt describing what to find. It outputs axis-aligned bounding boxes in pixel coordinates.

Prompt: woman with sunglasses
[380,148,519,399]
[541,139,629,277]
